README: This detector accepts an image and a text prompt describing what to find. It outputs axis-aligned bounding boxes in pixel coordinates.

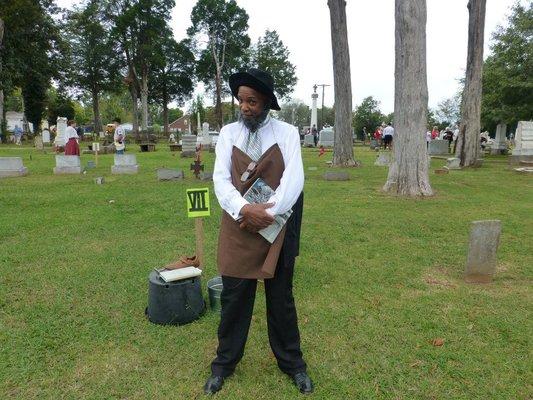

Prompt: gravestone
[369,139,379,149]
[514,167,533,174]
[374,152,391,166]
[157,168,184,181]
[318,128,334,148]
[53,155,81,174]
[434,168,449,175]
[446,157,461,170]
[54,117,67,147]
[303,134,315,147]
[510,121,533,164]
[0,157,28,177]
[464,220,501,283]
[181,135,197,158]
[95,177,105,185]
[34,136,44,150]
[324,171,349,181]
[169,143,181,152]
[491,123,507,155]
[200,171,213,181]
[111,154,138,174]
[200,122,211,149]
[428,139,449,155]
[42,129,51,144]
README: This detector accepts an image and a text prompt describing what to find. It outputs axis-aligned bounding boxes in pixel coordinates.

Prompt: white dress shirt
[213,117,304,221]
[383,126,394,137]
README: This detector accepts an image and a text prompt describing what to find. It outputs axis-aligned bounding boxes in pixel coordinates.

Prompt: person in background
[374,126,382,148]
[311,124,318,146]
[426,129,432,149]
[382,122,394,150]
[113,118,126,154]
[64,120,80,156]
[431,126,439,140]
[444,127,454,152]
[13,125,23,145]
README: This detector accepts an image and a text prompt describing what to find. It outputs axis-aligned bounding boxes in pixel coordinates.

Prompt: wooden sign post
[186,188,210,267]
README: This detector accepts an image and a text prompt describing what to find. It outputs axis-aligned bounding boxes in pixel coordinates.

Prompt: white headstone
[111,154,138,174]
[446,157,461,170]
[53,155,81,174]
[512,121,533,156]
[42,129,51,144]
[374,152,391,166]
[310,92,318,132]
[55,117,67,146]
[318,128,334,147]
[181,134,197,158]
[303,134,315,147]
[201,122,211,146]
[0,157,28,177]
[491,123,507,154]
[428,139,449,155]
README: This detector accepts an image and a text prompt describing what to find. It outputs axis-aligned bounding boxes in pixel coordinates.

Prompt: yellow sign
[186,188,210,218]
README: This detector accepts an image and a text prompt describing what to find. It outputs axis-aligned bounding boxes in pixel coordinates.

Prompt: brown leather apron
[217,144,286,279]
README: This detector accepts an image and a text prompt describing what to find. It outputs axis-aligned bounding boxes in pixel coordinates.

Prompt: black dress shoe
[204,375,224,395]
[292,372,314,394]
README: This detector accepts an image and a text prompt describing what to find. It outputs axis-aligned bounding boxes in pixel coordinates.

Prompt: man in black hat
[204,68,313,395]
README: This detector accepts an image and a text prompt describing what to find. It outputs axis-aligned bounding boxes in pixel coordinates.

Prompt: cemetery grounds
[0,144,531,399]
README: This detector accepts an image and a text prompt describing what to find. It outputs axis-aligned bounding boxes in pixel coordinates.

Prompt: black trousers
[210,252,306,377]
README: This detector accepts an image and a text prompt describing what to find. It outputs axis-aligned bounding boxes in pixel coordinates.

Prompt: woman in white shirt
[64,120,80,156]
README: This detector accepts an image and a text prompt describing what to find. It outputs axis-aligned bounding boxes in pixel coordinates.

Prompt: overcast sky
[57,0,524,113]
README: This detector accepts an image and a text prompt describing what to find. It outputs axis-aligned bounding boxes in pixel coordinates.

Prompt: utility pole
[314,84,330,130]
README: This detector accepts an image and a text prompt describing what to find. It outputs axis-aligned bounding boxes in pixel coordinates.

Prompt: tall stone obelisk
[310,84,318,130]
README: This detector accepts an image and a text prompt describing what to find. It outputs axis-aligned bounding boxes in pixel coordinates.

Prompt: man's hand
[239,203,275,233]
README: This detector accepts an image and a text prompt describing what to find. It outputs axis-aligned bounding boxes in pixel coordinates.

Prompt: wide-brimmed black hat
[229,68,281,111]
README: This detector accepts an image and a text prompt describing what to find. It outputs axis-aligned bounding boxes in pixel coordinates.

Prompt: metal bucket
[207,276,223,312]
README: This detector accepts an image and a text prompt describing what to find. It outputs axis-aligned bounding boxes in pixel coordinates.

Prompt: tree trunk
[91,89,102,138]
[383,0,433,197]
[215,65,223,130]
[455,0,486,167]
[140,67,149,132]
[328,0,356,166]
[129,83,139,136]
[163,90,169,136]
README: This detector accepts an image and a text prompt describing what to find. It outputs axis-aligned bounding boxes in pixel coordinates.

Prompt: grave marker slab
[157,168,184,181]
[53,155,81,174]
[374,152,391,166]
[111,154,138,174]
[324,171,349,181]
[318,128,334,148]
[0,157,28,177]
[446,157,461,170]
[181,135,197,158]
[464,220,501,283]
[491,123,507,155]
[428,139,449,155]
[303,134,315,147]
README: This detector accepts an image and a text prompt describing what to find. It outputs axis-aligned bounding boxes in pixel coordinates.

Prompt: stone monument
[157,168,184,181]
[200,122,211,148]
[510,121,533,164]
[54,117,67,147]
[491,123,508,155]
[446,157,461,170]
[310,85,318,132]
[53,155,81,174]
[0,157,28,177]
[42,129,51,144]
[318,127,334,148]
[181,135,197,158]
[428,139,449,155]
[111,154,139,174]
[464,220,501,283]
[374,152,391,166]
[303,134,315,147]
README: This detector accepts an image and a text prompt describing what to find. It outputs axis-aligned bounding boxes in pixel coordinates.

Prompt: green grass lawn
[0,143,531,399]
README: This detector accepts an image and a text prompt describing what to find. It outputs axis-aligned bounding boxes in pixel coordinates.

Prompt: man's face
[237,86,267,119]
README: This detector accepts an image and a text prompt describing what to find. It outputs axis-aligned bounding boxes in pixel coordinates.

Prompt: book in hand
[242,178,292,244]
[155,266,202,282]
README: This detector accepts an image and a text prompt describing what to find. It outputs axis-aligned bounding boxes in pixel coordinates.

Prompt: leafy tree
[47,88,75,125]
[435,95,460,126]
[108,0,176,133]
[481,2,533,134]
[353,96,384,139]
[1,0,63,134]
[252,30,297,101]
[168,108,184,124]
[65,0,121,136]
[276,99,310,130]
[188,0,250,129]
[149,36,195,134]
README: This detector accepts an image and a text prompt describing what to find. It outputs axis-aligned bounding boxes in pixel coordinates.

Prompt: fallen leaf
[410,360,423,368]
[432,338,445,347]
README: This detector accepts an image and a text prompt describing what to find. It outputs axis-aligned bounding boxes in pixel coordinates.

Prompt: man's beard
[239,107,270,132]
